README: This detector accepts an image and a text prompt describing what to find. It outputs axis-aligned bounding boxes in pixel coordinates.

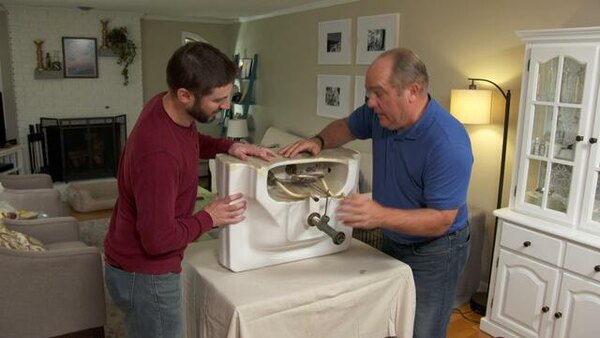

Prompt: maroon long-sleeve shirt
[104,93,233,274]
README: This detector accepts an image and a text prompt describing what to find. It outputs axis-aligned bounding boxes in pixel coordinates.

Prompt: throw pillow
[0,222,46,251]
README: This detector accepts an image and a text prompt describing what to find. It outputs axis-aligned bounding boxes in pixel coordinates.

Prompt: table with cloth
[182,238,416,338]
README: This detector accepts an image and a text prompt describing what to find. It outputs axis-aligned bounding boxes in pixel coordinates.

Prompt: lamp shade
[450,89,492,124]
[227,119,248,139]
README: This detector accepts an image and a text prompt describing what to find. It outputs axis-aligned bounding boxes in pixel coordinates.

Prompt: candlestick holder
[34,39,44,71]
[100,19,109,50]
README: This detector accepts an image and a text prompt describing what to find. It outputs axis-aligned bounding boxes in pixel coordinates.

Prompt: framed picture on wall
[354,75,367,109]
[318,19,352,64]
[317,74,351,118]
[62,37,98,78]
[356,13,400,64]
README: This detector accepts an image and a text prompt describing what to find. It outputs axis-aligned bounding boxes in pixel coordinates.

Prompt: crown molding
[142,14,238,24]
[240,0,358,23]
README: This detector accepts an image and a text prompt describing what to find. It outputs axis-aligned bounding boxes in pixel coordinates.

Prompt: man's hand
[336,193,384,230]
[278,138,322,158]
[228,143,277,161]
[203,193,247,227]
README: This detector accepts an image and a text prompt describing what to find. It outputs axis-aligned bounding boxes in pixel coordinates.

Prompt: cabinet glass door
[516,45,597,225]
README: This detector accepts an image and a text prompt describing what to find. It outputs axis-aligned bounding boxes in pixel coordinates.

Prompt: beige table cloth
[182,239,415,338]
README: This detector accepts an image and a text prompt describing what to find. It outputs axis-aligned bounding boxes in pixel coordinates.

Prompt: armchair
[0,174,64,216]
[0,216,106,338]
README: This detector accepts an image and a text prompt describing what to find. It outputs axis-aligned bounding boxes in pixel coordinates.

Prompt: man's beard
[187,102,218,124]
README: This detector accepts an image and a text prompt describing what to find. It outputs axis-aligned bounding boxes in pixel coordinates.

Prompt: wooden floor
[448,303,492,338]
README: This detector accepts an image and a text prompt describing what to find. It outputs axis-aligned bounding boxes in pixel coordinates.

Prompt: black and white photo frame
[354,75,367,109]
[356,13,400,64]
[318,19,352,64]
[317,75,351,118]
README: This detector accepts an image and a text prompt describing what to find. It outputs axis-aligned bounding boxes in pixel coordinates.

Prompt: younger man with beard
[104,42,275,338]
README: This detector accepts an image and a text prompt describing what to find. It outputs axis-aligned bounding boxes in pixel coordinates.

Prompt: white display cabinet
[481,26,600,338]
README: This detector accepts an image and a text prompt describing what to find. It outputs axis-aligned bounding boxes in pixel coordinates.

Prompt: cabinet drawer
[500,222,564,265]
[564,243,600,282]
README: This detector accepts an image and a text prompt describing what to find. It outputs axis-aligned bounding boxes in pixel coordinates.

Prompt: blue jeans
[104,264,183,338]
[382,226,470,338]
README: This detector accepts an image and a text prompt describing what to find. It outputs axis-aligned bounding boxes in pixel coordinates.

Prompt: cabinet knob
[595,265,600,272]
[554,312,562,319]
[542,306,549,313]
[523,241,532,247]
[590,137,598,144]
[576,135,584,142]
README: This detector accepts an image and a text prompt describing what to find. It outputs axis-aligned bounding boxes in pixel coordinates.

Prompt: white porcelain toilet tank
[216,148,360,272]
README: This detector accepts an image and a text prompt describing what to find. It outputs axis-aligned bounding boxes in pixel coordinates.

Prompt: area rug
[79,218,127,338]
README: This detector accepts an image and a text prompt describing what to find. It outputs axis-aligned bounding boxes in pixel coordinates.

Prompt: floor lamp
[450,78,511,315]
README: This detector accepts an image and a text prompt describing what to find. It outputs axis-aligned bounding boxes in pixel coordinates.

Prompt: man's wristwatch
[312,135,325,148]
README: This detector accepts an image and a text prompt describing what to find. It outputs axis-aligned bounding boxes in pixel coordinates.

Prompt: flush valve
[307,212,345,245]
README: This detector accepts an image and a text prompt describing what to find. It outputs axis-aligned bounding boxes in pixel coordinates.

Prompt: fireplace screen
[41,115,126,182]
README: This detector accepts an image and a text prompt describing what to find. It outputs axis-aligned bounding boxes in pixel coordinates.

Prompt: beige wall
[141,19,239,136]
[234,0,600,283]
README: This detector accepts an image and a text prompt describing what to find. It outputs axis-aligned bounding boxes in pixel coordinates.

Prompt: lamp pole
[467,78,511,315]
[468,78,512,211]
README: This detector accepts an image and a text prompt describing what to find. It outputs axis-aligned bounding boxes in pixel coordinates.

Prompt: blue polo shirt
[348,97,473,244]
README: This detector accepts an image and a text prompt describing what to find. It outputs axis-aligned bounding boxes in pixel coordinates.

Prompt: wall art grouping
[316,13,399,118]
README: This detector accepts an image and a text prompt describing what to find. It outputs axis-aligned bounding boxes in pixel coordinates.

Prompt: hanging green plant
[107,27,136,85]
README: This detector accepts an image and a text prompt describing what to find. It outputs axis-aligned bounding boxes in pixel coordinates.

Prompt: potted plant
[107,27,136,85]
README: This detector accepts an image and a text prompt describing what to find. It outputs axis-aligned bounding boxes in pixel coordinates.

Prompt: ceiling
[0,0,357,22]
